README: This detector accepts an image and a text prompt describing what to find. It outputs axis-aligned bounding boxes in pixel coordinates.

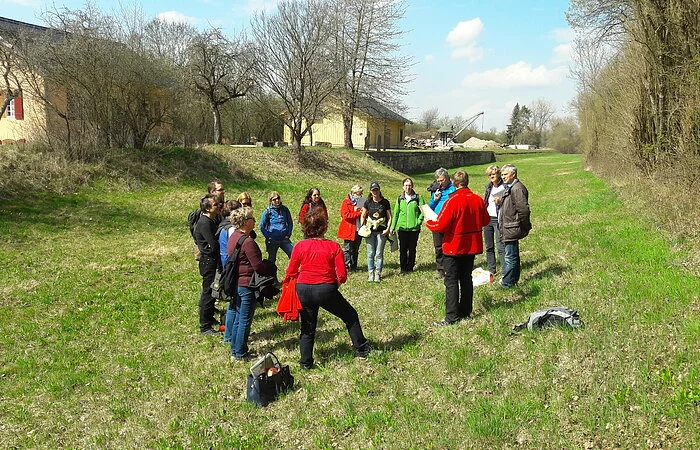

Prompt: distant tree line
[1,0,410,158]
[567,0,700,175]
[411,99,580,152]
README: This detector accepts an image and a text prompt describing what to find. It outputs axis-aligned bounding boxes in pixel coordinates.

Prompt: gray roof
[0,16,63,42]
[356,97,412,124]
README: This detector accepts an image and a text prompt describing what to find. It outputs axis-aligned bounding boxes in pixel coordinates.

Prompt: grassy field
[0,146,697,449]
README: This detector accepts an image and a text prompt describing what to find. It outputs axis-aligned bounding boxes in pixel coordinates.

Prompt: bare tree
[251,0,344,149]
[420,107,440,130]
[187,28,254,144]
[332,0,411,148]
[530,99,556,133]
[568,0,700,170]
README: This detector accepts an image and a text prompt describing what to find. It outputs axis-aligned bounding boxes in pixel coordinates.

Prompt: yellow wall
[283,109,406,149]
[0,75,49,143]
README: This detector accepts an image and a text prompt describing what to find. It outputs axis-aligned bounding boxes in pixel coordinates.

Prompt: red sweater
[285,238,347,285]
[426,188,490,255]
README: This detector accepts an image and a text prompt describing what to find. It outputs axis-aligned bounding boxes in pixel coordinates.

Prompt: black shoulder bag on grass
[246,352,294,407]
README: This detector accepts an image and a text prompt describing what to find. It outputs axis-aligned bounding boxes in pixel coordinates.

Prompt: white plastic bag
[471,267,494,286]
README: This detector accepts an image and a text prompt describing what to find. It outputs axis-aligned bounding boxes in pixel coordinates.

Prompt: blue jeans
[265,238,294,265]
[483,216,505,274]
[365,231,387,272]
[228,286,257,357]
[501,241,521,287]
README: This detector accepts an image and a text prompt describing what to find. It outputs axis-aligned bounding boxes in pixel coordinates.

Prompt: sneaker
[200,329,221,336]
[300,362,314,370]
[433,320,456,327]
[374,272,381,282]
[231,353,257,362]
[368,271,374,282]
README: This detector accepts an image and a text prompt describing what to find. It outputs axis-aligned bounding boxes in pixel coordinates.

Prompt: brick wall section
[366,150,495,175]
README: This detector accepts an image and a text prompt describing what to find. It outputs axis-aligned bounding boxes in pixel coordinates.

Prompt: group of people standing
[190,162,531,366]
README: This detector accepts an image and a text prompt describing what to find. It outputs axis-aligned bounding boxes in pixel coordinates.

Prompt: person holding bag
[362,181,392,282]
[285,210,372,370]
[226,206,275,361]
[390,177,425,274]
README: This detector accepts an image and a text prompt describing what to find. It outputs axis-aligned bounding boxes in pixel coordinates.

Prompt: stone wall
[366,150,495,175]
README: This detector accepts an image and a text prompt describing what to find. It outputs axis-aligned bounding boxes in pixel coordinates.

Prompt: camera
[427,180,440,193]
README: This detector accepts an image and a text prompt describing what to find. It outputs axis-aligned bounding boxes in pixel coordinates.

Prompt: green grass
[0,146,698,448]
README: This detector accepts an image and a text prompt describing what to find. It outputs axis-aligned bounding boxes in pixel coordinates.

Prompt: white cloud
[242,0,279,15]
[446,18,484,47]
[461,61,567,88]
[548,27,575,42]
[552,43,573,64]
[446,18,484,62]
[156,11,199,24]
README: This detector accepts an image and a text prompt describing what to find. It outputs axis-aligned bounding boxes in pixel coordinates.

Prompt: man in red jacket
[426,170,490,326]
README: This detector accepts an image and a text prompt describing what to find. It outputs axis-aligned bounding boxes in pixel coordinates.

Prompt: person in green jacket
[390,177,425,274]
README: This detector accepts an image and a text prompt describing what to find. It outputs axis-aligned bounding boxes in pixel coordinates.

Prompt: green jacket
[391,192,425,231]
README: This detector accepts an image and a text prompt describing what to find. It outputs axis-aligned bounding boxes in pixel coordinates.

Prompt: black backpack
[513,306,583,332]
[219,235,248,298]
[188,209,202,238]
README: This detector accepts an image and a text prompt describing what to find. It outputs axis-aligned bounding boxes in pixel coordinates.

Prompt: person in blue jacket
[428,167,456,278]
[259,191,294,266]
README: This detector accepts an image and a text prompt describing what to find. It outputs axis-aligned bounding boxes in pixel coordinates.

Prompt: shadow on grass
[525,262,569,281]
[376,332,422,351]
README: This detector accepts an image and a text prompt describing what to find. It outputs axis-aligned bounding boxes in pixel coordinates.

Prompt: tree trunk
[343,110,354,148]
[212,103,222,144]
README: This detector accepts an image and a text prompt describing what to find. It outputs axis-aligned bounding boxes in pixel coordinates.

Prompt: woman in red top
[285,210,371,369]
[298,187,328,225]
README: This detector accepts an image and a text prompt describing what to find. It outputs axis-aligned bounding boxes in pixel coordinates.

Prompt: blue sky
[1,0,577,131]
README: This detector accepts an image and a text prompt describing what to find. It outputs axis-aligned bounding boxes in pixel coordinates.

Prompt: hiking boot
[356,343,373,358]
[200,328,221,336]
[368,270,374,282]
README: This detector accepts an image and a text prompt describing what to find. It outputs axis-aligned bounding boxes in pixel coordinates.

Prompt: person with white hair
[496,164,531,288]
[337,184,366,273]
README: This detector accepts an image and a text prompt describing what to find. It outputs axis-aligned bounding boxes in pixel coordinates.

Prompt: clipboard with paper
[420,204,437,222]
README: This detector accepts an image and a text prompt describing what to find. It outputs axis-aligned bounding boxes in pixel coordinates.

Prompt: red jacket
[337,196,362,240]
[426,188,490,255]
[298,202,328,224]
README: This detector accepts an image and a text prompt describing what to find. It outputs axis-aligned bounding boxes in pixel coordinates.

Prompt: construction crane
[435,111,485,150]
[453,111,484,140]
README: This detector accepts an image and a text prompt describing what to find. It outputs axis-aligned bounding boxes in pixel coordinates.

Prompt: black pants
[398,230,420,272]
[343,233,363,271]
[432,231,445,275]
[296,283,369,366]
[198,255,218,332]
[443,254,475,323]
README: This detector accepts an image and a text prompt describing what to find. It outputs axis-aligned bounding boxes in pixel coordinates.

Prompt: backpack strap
[231,234,248,261]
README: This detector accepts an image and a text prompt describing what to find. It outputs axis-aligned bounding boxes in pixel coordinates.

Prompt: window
[6,98,14,118]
